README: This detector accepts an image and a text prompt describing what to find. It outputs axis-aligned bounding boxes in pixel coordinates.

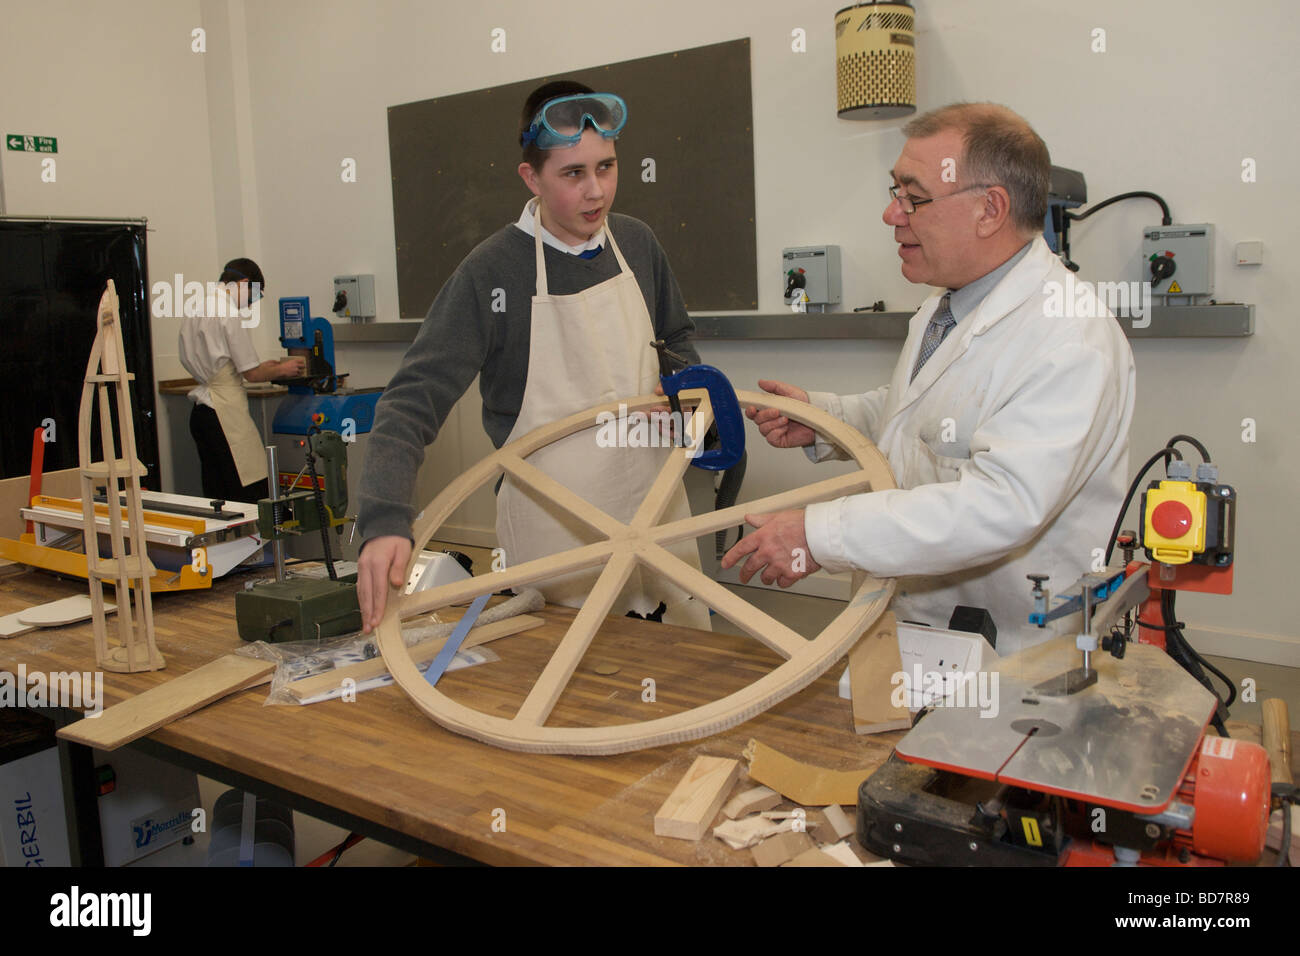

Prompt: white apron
[495,222,711,630]
[206,361,267,488]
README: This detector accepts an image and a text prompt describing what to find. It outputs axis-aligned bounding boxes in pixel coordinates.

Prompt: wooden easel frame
[78,280,163,672]
[376,389,895,755]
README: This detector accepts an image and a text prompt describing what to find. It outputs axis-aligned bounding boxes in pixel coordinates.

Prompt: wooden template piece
[284,614,543,702]
[17,596,116,628]
[849,610,910,734]
[77,280,162,673]
[723,784,782,820]
[743,738,878,807]
[654,755,742,841]
[751,829,813,867]
[57,655,275,751]
[376,388,897,755]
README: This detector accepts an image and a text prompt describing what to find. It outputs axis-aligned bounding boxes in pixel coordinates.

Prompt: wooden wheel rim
[376,388,897,755]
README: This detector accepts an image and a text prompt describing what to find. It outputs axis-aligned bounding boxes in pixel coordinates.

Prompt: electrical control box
[332,274,376,320]
[1142,224,1214,297]
[782,245,842,309]
[1140,465,1234,567]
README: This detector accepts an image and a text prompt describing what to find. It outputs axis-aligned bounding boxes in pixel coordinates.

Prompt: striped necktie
[910,293,956,383]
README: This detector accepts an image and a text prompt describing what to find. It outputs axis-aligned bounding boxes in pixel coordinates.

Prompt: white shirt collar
[515,197,606,255]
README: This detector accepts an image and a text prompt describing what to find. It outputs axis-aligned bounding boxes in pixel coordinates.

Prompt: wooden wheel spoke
[630,395,715,529]
[639,544,806,660]
[400,541,616,619]
[498,453,627,539]
[651,470,874,549]
[513,551,638,726]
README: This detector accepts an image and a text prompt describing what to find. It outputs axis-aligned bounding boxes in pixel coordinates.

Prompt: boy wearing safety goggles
[355,80,708,633]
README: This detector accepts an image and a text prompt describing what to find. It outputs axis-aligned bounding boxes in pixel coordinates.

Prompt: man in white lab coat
[723,103,1136,653]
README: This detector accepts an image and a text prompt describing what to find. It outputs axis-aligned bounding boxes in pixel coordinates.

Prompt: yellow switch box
[1143,480,1207,565]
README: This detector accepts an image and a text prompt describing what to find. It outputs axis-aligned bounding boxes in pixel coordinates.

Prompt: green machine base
[235,577,361,643]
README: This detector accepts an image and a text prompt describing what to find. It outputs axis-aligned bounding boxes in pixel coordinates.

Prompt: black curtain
[0,220,158,489]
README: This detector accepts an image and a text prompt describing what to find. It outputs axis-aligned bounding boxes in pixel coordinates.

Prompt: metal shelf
[328,304,1254,344]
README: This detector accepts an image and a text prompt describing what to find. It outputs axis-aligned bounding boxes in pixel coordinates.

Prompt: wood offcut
[654,755,742,841]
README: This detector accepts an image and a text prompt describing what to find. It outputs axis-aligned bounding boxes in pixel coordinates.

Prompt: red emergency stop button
[1152,500,1193,538]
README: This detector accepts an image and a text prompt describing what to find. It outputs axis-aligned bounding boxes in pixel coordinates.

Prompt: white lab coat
[803,237,1136,654]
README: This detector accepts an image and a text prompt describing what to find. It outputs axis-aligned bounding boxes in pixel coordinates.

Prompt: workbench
[0,567,898,866]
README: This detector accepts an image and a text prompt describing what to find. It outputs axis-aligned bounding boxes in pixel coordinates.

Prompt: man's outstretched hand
[720,510,820,588]
[745,380,817,449]
[357,535,412,633]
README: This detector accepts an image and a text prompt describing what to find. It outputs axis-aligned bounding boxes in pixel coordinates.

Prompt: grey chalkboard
[388,38,757,317]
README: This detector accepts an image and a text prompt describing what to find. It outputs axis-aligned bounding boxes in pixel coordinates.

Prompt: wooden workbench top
[0,568,898,866]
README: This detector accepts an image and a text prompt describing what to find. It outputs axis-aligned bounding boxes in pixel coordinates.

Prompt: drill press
[234,432,361,643]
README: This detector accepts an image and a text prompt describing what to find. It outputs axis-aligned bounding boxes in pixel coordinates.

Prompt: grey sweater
[356,214,700,544]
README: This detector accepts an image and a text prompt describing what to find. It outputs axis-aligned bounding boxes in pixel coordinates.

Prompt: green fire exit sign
[6,135,58,153]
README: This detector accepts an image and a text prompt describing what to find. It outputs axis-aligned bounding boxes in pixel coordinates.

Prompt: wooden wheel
[376,388,897,755]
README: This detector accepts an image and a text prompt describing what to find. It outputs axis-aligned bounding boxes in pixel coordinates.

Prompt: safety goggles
[520,93,627,150]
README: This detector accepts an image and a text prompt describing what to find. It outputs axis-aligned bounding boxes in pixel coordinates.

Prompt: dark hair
[219,257,264,288]
[520,80,596,171]
[902,103,1050,234]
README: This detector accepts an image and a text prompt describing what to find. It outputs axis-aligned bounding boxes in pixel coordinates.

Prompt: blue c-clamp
[652,340,745,472]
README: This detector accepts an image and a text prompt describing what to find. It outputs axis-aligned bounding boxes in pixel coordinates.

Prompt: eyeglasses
[888,183,994,215]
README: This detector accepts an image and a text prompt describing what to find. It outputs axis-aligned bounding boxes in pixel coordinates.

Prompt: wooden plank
[57,655,275,751]
[751,829,813,867]
[849,611,910,734]
[743,738,879,807]
[654,755,742,841]
[722,784,781,820]
[284,614,544,702]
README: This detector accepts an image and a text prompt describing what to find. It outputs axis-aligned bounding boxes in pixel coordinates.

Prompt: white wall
[6,0,1297,663]
[0,0,224,495]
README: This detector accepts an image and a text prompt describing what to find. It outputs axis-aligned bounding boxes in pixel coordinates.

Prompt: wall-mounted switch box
[782,245,842,308]
[333,274,376,320]
[1142,224,1214,297]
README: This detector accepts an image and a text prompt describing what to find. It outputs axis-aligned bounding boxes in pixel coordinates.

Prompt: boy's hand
[745,380,817,449]
[357,535,412,633]
[278,356,307,377]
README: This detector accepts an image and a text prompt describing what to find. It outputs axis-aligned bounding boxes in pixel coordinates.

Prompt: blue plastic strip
[423,592,491,688]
